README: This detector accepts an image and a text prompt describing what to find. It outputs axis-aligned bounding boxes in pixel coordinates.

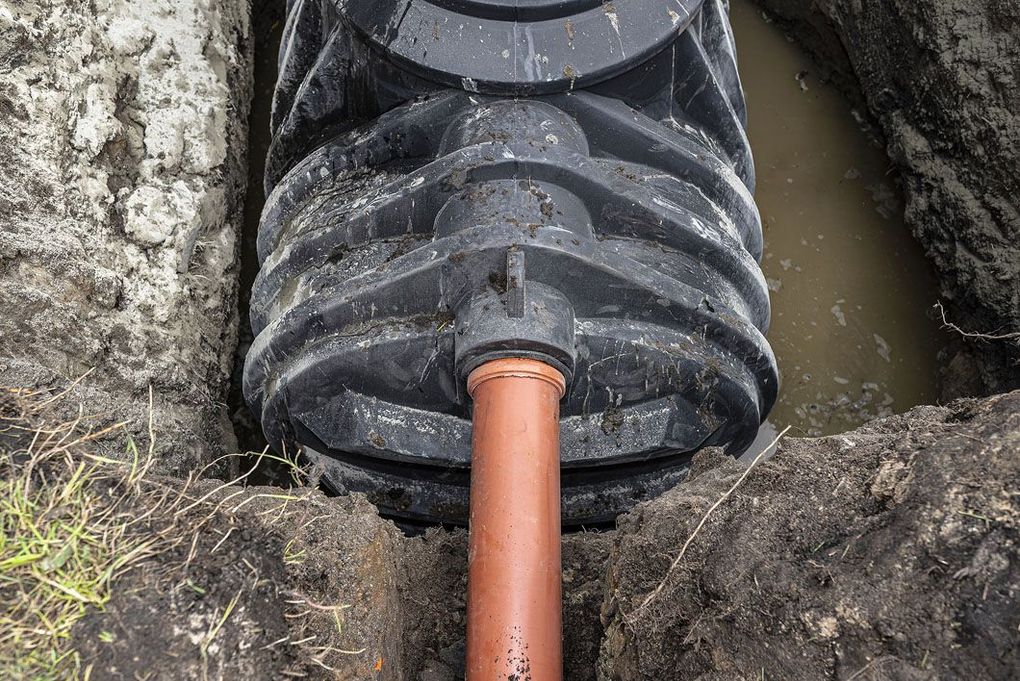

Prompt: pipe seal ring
[467,358,567,400]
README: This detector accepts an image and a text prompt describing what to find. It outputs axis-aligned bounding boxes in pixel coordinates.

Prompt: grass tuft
[0,384,354,680]
[0,387,165,679]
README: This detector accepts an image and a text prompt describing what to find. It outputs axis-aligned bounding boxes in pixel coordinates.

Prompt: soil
[69,477,615,681]
[398,529,613,681]
[74,483,405,680]
[598,390,1020,680]
[0,0,252,473]
[67,391,1019,680]
[228,0,284,464]
[749,0,1020,397]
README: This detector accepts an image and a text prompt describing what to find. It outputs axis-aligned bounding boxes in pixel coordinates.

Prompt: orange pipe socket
[465,358,567,681]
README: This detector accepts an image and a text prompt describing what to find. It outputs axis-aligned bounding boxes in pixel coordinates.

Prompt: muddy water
[730,0,944,445]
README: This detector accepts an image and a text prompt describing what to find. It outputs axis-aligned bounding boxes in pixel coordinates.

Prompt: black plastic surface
[247,0,778,524]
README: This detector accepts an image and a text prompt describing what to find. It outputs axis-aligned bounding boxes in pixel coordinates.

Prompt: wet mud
[229,0,284,473]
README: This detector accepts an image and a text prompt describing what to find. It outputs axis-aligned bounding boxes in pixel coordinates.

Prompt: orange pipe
[465,358,566,681]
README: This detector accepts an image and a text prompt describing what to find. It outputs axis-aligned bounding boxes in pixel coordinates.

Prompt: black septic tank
[245,0,778,524]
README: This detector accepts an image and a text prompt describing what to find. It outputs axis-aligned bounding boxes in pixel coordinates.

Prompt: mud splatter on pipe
[466,358,565,680]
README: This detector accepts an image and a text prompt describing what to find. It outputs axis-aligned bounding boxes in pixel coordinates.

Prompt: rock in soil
[0,0,252,471]
[750,0,1020,396]
[598,390,1020,680]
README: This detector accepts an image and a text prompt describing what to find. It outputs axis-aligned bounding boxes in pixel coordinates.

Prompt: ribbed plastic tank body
[246,0,778,524]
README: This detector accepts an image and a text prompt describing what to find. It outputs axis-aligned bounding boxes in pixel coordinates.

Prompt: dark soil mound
[599,391,1020,679]
[73,484,404,680]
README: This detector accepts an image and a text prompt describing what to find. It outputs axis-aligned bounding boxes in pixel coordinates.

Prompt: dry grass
[0,387,168,679]
[0,383,355,680]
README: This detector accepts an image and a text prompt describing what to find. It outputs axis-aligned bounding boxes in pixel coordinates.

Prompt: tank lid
[338,0,704,94]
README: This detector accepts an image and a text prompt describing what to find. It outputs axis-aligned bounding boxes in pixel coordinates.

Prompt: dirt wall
[598,390,1020,680]
[72,483,405,680]
[749,0,1020,396]
[0,0,252,472]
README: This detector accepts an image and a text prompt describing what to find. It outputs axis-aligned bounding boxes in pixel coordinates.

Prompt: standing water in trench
[730,0,944,447]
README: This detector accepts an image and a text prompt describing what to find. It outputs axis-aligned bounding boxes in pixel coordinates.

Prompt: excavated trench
[215,1,1015,678]
[2,0,1014,678]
